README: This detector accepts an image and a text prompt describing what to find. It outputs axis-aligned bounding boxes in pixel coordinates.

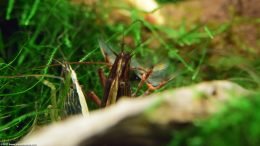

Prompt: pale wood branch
[20,80,250,146]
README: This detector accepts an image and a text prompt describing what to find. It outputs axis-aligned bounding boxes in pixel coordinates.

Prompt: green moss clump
[168,93,260,146]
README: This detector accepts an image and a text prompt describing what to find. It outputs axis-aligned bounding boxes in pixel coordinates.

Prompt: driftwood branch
[20,80,249,146]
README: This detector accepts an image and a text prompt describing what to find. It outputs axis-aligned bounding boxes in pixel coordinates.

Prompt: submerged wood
[19,80,249,146]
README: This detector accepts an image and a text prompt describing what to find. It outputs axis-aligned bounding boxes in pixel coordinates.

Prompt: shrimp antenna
[120,32,125,53]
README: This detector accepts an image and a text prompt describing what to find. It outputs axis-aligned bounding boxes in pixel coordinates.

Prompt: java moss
[0,0,105,142]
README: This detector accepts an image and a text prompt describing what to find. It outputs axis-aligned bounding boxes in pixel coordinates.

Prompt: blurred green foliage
[168,93,260,146]
[156,0,184,4]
